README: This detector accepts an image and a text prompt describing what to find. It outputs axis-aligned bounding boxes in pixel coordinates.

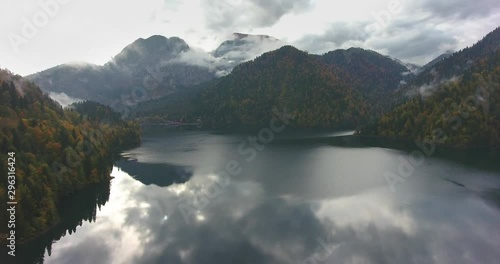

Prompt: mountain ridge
[132,45,428,124]
[358,27,500,147]
[27,33,291,107]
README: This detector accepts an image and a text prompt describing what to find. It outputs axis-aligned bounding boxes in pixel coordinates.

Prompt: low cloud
[405,72,461,98]
[48,92,83,107]
[214,34,286,62]
[169,49,227,75]
[419,75,460,97]
[170,34,286,76]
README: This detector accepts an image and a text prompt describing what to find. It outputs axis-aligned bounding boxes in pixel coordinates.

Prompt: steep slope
[359,39,500,147]
[0,69,140,241]
[107,35,190,70]
[319,48,411,113]
[27,33,288,109]
[201,46,369,128]
[133,46,419,125]
[102,35,214,94]
[213,33,285,67]
[27,36,217,106]
[421,50,454,71]
[404,27,500,95]
[27,62,108,100]
[130,79,217,122]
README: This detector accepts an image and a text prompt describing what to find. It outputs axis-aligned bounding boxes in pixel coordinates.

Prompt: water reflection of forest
[115,158,193,187]
[14,181,111,264]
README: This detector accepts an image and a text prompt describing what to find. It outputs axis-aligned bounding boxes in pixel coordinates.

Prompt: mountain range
[131,44,420,126]
[23,26,500,146]
[28,32,465,114]
[27,32,425,109]
[26,33,287,107]
[359,27,500,147]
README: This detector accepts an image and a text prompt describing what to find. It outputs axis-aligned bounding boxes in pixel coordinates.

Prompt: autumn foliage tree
[0,69,141,241]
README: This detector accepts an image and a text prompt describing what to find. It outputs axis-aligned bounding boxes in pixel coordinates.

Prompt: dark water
[19,128,500,264]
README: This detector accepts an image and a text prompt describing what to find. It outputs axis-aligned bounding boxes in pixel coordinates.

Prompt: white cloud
[0,0,498,75]
[48,91,82,107]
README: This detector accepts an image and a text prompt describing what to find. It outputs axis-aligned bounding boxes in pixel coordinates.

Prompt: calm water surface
[19,128,500,264]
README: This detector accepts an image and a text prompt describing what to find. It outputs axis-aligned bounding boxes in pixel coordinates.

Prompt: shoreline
[0,177,113,247]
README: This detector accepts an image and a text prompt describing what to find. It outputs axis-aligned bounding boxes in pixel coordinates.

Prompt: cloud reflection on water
[41,131,500,264]
[43,163,500,264]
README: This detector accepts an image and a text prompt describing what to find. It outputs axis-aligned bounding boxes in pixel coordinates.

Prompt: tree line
[0,69,141,242]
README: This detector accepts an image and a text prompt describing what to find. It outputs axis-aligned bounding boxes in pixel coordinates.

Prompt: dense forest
[0,70,141,242]
[130,80,216,123]
[319,48,411,114]
[131,46,412,127]
[397,27,500,99]
[200,46,370,128]
[359,51,500,147]
[70,100,123,123]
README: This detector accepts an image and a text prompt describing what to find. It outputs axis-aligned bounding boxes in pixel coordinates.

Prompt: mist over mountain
[3,1,500,262]
[0,69,141,242]
[47,92,83,107]
[421,50,455,71]
[133,44,419,125]
[26,29,483,125]
[360,27,500,147]
[212,33,286,71]
[319,48,413,112]
[400,27,500,98]
[201,45,370,128]
[27,36,215,106]
[27,33,290,107]
[107,36,190,70]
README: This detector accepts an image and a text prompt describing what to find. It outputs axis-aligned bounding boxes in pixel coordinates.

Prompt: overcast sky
[0,0,499,76]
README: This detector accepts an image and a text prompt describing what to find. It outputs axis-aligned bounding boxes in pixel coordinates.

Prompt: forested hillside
[126,28,500,145]
[400,27,500,96]
[27,36,216,105]
[70,101,123,123]
[0,70,141,242]
[130,80,215,123]
[131,46,412,126]
[320,48,411,113]
[201,46,369,128]
[359,51,500,147]
[27,33,287,107]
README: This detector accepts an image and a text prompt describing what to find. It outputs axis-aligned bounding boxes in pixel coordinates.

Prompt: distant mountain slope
[107,35,190,70]
[405,27,500,93]
[130,79,216,122]
[201,46,369,128]
[27,62,108,100]
[421,50,454,71]
[27,36,217,106]
[319,48,411,112]
[359,28,500,147]
[213,33,285,68]
[27,33,289,109]
[132,46,422,125]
